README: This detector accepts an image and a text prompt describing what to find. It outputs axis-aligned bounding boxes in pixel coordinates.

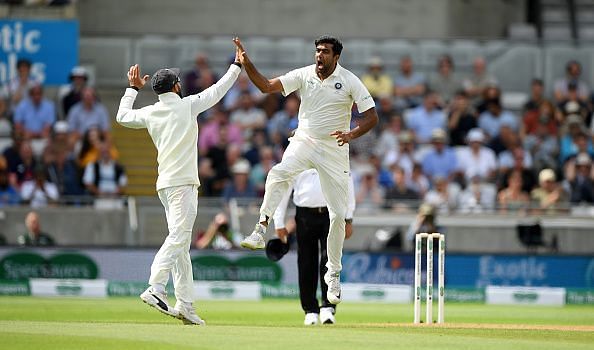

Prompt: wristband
[233,62,242,68]
[129,86,139,91]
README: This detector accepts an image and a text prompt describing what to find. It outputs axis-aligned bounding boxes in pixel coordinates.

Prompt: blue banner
[342,252,594,288]
[0,19,79,85]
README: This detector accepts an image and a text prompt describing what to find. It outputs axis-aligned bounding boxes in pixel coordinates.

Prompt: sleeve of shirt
[272,182,295,230]
[45,183,59,200]
[189,64,241,117]
[13,102,24,124]
[82,163,94,185]
[46,101,56,126]
[351,75,375,113]
[346,173,356,219]
[278,67,304,97]
[116,88,147,129]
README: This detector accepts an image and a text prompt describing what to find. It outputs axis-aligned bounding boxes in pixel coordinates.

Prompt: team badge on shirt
[334,82,342,90]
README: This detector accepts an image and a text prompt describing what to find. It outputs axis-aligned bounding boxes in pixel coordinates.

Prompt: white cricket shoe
[304,313,319,325]
[140,287,179,318]
[324,271,342,305]
[240,223,266,250]
[175,302,206,326]
[320,307,336,324]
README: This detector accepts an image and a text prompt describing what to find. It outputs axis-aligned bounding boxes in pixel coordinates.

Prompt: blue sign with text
[0,19,79,85]
[342,252,594,288]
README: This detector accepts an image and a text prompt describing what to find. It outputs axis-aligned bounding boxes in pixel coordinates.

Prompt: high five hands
[128,64,150,89]
[233,37,246,65]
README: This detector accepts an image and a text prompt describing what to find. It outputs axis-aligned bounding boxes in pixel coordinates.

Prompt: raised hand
[233,37,246,65]
[127,64,150,89]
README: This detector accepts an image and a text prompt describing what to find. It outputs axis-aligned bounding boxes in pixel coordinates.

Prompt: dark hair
[16,59,32,69]
[566,60,581,72]
[314,36,343,56]
[531,78,544,86]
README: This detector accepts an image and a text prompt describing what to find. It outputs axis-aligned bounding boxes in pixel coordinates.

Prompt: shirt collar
[158,92,182,102]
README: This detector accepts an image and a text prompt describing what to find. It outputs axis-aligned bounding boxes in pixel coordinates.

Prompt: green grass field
[1,297,593,350]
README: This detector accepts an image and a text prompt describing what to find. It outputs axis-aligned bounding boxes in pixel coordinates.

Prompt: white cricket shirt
[272,168,356,229]
[116,64,241,191]
[279,64,375,140]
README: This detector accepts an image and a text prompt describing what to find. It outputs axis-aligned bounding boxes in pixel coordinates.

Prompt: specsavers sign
[0,251,98,280]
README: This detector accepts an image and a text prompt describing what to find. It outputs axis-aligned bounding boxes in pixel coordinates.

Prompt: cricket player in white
[116,46,242,325]
[234,36,378,304]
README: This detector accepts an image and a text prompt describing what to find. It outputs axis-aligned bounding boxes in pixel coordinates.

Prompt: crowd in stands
[191,53,594,215]
[0,58,126,208]
[2,49,594,216]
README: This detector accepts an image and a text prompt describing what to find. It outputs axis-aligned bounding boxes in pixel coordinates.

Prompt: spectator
[554,60,590,103]
[498,146,537,194]
[394,55,425,109]
[223,74,262,111]
[559,117,594,165]
[475,84,501,115]
[20,166,59,208]
[229,91,266,141]
[3,58,38,109]
[0,98,12,137]
[557,82,591,126]
[384,130,415,176]
[374,113,404,162]
[13,84,55,139]
[195,212,241,250]
[198,108,243,155]
[8,140,37,188]
[463,57,497,102]
[524,122,559,173]
[45,124,86,197]
[478,98,519,140]
[82,142,127,197]
[421,128,457,181]
[77,127,119,168]
[563,152,594,204]
[361,57,393,99]
[498,143,533,175]
[447,90,477,146]
[243,128,270,166]
[531,168,568,214]
[17,211,55,246]
[457,176,496,213]
[354,165,385,213]
[406,90,446,144]
[456,128,497,183]
[67,87,111,143]
[2,130,25,177]
[183,54,218,96]
[384,165,420,212]
[522,99,558,138]
[197,157,216,196]
[423,176,460,214]
[375,95,400,128]
[267,94,300,141]
[249,146,276,196]
[428,54,462,104]
[406,203,440,244]
[0,167,20,206]
[59,66,89,117]
[497,169,529,213]
[408,163,430,197]
[523,78,546,114]
[222,158,257,204]
[368,153,393,189]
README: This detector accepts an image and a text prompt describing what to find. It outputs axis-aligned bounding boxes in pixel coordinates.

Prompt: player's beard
[176,91,183,98]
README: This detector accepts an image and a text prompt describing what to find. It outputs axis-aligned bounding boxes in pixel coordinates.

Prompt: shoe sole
[327,293,342,305]
[240,241,265,250]
[322,319,335,324]
[176,311,206,326]
[140,295,179,319]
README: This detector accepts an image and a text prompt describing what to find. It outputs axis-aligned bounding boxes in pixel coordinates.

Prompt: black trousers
[295,206,335,314]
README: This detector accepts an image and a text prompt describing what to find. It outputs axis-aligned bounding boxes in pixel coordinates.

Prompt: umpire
[273,168,355,325]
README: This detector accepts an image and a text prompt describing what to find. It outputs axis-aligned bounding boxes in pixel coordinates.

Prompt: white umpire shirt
[116,64,241,191]
[279,63,375,139]
[273,168,356,230]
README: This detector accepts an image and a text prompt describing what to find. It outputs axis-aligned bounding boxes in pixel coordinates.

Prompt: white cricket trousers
[260,130,349,273]
[149,184,198,304]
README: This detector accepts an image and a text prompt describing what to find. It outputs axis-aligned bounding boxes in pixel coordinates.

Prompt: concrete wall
[78,0,525,39]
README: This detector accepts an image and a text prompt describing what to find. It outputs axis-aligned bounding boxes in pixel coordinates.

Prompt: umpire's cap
[151,68,181,94]
[265,238,290,261]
